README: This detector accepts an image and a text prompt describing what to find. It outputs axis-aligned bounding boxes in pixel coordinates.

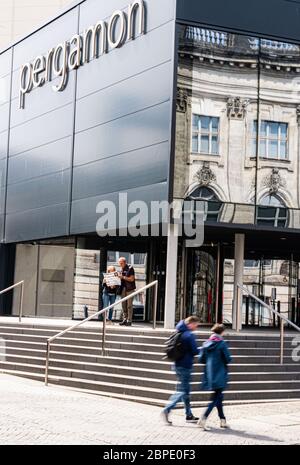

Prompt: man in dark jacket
[161,316,200,425]
[198,324,232,430]
[118,257,136,327]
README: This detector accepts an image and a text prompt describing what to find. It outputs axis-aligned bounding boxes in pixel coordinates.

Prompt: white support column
[232,233,245,331]
[164,223,179,329]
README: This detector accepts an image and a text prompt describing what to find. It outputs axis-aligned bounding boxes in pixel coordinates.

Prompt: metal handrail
[0,280,24,323]
[237,283,300,364]
[45,280,158,386]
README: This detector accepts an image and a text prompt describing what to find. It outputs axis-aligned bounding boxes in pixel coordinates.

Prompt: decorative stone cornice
[227,97,250,119]
[194,162,216,186]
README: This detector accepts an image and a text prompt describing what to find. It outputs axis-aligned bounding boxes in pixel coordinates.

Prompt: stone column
[164,223,179,329]
[232,233,245,331]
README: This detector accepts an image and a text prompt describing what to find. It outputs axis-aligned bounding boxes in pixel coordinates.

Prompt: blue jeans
[102,293,116,321]
[204,389,226,420]
[164,366,193,416]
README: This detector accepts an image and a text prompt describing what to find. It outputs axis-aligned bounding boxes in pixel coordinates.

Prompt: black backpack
[164,331,185,361]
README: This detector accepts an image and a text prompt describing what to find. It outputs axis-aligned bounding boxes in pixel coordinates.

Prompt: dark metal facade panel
[72,141,169,200]
[74,101,171,166]
[10,73,76,128]
[70,0,176,235]
[176,0,300,42]
[0,103,10,134]
[0,160,6,192]
[79,0,176,37]
[9,104,74,157]
[6,170,71,214]
[7,137,73,185]
[70,181,168,234]
[5,204,70,243]
[75,61,172,134]
[0,0,177,243]
[0,49,12,242]
[75,21,174,99]
[1,0,300,244]
[0,131,9,160]
[12,8,79,71]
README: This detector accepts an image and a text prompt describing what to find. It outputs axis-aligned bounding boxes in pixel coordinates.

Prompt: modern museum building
[1,0,300,329]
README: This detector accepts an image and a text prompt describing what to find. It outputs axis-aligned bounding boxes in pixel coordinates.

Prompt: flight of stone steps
[0,321,299,406]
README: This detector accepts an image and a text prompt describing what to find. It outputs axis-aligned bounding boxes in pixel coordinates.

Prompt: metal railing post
[237,283,300,365]
[45,340,50,386]
[102,311,107,356]
[153,281,158,330]
[236,285,241,332]
[43,280,159,386]
[280,319,284,365]
[19,281,24,323]
[0,281,24,323]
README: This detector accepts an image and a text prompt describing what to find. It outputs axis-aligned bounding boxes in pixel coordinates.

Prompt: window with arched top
[256,195,288,228]
[188,186,223,222]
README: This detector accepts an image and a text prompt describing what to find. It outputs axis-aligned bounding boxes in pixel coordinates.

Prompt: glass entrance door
[186,249,217,324]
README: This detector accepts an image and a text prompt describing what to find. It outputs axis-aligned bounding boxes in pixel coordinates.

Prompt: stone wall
[73,249,100,319]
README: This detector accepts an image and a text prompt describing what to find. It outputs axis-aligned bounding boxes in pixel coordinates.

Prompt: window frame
[252,120,288,160]
[192,114,220,155]
[256,194,288,228]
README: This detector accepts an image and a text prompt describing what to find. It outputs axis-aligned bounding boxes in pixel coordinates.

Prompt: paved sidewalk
[0,374,299,445]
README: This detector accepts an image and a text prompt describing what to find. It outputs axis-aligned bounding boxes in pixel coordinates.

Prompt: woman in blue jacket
[198,324,232,430]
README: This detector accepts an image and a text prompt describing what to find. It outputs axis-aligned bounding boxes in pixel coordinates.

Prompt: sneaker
[161,410,172,426]
[126,321,132,327]
[119,319,127,326]
[220,419,230,429]
[186,415,199,423]
[197,417,210,431]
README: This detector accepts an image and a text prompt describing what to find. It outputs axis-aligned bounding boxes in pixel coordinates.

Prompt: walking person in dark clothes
[198,324,232,430]
[161,316,200,425]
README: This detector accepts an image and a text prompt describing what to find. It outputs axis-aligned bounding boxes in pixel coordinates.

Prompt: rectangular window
[252,120,288,160]
[192,115,220,155]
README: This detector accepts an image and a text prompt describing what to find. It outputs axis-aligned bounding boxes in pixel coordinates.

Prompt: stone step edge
[3,346,299,367]
[0,325,294,343]
[2,361,300,387]
[2,368,300,397]
[2,353,300,376]
[0,323,296,339]
[1,339,295,359]
[0,332,294,350]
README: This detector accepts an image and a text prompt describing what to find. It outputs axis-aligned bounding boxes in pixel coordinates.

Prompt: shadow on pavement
[170,425,284,444]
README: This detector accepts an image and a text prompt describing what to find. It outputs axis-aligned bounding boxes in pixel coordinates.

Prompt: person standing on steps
[118,257,136,327]
[197,323,232,430]
[102,266,119,324]
[161,316,200,425]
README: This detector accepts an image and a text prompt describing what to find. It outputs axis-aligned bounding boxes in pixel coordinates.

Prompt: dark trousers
[164,366,193,416]
[204,389,226,420]
[121,288,134,322]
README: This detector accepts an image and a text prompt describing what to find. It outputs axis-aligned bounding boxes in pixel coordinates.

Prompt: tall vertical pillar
[164,223,179,329]
[232,233,245,331]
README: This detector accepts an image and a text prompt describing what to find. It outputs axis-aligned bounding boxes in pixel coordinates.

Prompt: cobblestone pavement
[0,374,300,445]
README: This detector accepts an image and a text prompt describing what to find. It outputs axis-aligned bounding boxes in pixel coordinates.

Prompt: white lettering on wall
[19,0,146,109]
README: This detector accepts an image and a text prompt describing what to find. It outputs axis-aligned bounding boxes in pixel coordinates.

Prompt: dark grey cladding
[176,0,300,42]
[0,0,176,243]
[2,0,299,244]
[0,49,12,242]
